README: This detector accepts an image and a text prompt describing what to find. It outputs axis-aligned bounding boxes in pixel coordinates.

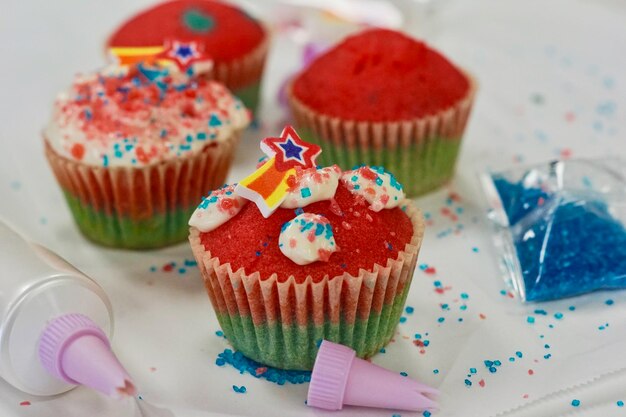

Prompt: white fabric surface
[1,0,626,416]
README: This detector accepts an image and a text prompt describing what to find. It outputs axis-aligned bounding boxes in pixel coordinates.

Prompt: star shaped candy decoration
[261,125,321,171]
[160,40,213,72]
[235,126,322,218]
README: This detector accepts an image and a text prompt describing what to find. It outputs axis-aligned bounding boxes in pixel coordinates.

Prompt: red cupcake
[107,0,268,114]
[288,28,477,196]
[188,127,424,369]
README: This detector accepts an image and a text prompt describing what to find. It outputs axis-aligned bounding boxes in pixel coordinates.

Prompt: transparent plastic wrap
[481,158,626,302]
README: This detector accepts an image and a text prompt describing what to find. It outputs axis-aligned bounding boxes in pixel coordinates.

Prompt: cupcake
[288,28,477,197]
[44,63,249,249]
[188,127,424,370]
[106,0,269,115]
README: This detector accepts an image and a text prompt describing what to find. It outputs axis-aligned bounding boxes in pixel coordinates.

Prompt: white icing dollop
[341,166,405,211]
[280,165,341,209]
[189,185,247,232]
[278,213,338,265]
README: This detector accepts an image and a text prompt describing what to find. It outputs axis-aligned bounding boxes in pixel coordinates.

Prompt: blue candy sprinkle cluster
[493,177,626,301]
[216,349,311,385]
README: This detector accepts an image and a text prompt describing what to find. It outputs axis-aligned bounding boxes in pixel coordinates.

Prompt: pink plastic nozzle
[307,340,438,412]
[38,313,136,398]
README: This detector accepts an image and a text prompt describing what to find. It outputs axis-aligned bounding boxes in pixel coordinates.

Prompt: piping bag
[0,219,135,398]
[307,340,438,412]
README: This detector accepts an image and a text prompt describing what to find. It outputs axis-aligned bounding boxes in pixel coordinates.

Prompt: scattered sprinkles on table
[216,349,311,385]
[150,258,198,275]
[44,63,248,167]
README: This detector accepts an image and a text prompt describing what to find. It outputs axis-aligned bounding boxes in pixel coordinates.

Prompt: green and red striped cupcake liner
[189,202,424,370]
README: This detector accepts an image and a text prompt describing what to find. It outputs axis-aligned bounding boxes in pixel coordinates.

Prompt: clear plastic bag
[481,158,626,302]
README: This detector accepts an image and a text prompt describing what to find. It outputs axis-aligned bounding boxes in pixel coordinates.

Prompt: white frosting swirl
[189,185,247,232]
[280,165,341,209]
[278,213,338,265]
[44,64,249,167]
[341,166,405,211]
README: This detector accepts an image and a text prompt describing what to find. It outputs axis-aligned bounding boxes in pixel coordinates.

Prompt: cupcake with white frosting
[44,63,249,248]
[188,128,424,370]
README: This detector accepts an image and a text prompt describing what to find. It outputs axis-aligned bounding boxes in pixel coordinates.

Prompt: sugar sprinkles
[189,184,247,232]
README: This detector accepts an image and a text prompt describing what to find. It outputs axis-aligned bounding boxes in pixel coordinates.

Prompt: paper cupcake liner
[287,75,477,197]
[44,133,240,249]
[201,33,269,114]
[189,201,425,370]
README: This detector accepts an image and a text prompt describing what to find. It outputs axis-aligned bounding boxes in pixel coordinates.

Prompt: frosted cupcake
[288,28,477,196]
[44,63,249,249]
[106,0,269,114]
[189,127,424,369]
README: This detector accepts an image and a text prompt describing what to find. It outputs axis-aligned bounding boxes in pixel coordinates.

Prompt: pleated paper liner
[44,133,240,249]
[200,29,270,115]
[287,74,478,197]
[189,201,425,370]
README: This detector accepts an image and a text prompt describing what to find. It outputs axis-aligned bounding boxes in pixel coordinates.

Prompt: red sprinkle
[424,267,437,275]
[20,401,31,406]
[162,263,174,272]
[70,143,85,160]
[479,313,487,319]
[528,369,534,375]
[478,379,485,387]
[255,367,267,376]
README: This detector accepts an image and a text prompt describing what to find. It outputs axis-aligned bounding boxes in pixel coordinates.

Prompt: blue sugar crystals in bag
[482,159,626,302]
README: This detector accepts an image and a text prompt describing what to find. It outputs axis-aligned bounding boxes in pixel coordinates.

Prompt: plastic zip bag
[481,158,626,302]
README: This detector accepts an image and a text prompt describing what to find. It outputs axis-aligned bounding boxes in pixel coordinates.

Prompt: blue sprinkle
[569,306,576,311]
[423,340,430,347]
[606,299,614,306]
[197,132,207,140]
[400,372,408,377]
[217,349,311,385]
[437,317,445,323]
[460,293,469,299]
[465,379,472,387]
[209,114,222,127]
[405,306,414,314]
[527,317,535,324]
[534,309,548,315]
[380,348,386,353]
[255,251,261,257]
[215,330,224,337]
[295,208,304,216]
[494,360,501,366]
[470,368,477,374]
[149,266,157,272]
[516,351,523,358]
[300,187,311,198]
[484,360,493,368]
[399,316,407,323]
[232,385,247,393]
[434,280,442,287]
[617,400,624,407]
[433,369,439,374]
[554,313,564,320]
[571,399,580,407]
[423,412,432,417]
[489,367,497,373]
[178,268,186,274]
[102,155,109,167]
[414,333,422,339]
[186,134,193,143]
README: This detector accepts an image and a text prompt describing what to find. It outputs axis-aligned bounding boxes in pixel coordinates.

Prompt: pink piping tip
[39,313,136,398]
[307,340,438,411]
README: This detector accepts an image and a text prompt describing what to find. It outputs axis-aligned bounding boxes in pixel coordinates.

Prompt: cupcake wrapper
[288,75,477,197]
[189,201,424,370]
[45,133,240,249]
[203,32,269,114]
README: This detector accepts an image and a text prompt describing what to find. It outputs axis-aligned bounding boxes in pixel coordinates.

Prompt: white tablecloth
[1,0,625,416]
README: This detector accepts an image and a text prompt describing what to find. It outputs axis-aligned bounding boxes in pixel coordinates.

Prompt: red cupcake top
[107,0,265,63]
[189,126,416,284]
[292,28,470,122]
[198,183,413,283]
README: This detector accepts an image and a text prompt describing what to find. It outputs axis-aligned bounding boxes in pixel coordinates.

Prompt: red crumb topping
[199,183,414,283]
[107,0,265,62]
[292,28,470,121]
